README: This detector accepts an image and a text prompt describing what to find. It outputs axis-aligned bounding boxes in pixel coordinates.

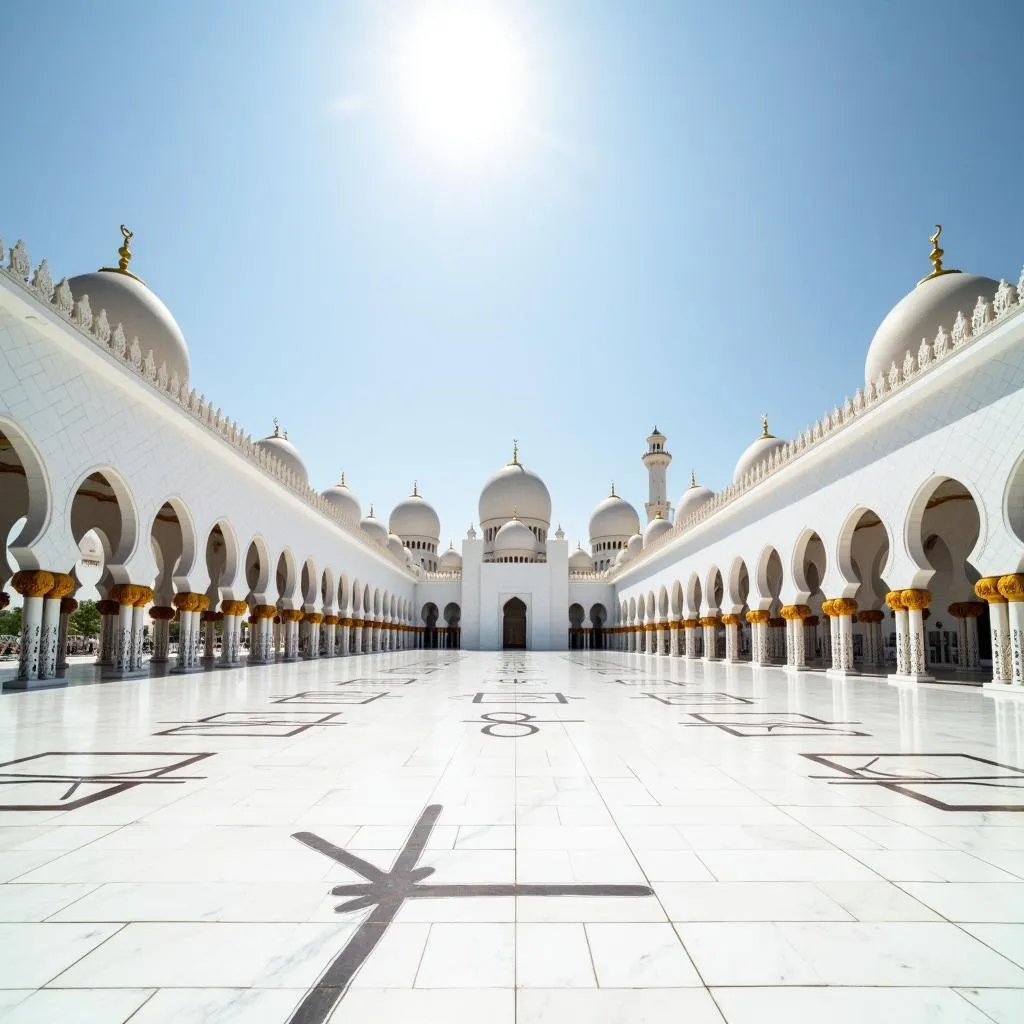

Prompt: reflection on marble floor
[2,650,1024,1022]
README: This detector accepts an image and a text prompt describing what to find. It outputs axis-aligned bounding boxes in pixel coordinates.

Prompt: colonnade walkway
[0,649,1023,1023]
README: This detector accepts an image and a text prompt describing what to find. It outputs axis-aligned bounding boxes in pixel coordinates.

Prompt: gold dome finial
[690,469,697,488]
[761,412,773,438]
[655,509,664,520]
[368,503,375,517]
[272,417,281,437]
[99,224,144,282]
[412,480,419,496]
[918,224,960,285]
[511,505,519,520]
[609,481,616,497]
[510,439,520,465]
[339,469,346,485]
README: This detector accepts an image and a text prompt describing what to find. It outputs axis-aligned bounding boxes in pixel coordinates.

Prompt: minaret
[642,426,672,524]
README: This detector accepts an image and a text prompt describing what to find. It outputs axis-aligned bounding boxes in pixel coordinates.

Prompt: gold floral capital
[281,609,304,623]
[149,606,176,621]
[948,601,986,618]
[900,588,931,611]
[821,599,835,617]
[253,604,277,619]
[133,586,154,607]
[96,599,119,615]
[858,609,884,623]
[746,610,770,624]
[780,605,810,621]
[699,616,720,628]
[109,583,143,606]
[831,598,858,616]
[721,614,740,626]
[305,612,324,625]
[11,570,55,599]
[46,572,77,601]
[60,597,79,614]
[997,574,1024,603]
[974,577,1006,604]
[885,590,907,611]
[221,600,248,616]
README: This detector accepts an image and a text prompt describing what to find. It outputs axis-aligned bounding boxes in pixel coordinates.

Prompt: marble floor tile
[329,988,514,1023]
[853,850,1020,882]
[955,987,1024,1024]
[585,922,701,986]
[960,923,1024,967]
[127,987,307,1023]
[0,882,97,921]
[711,986,996,1023]
[694,849,880,881]
[515,923,595,987]
[514,988,726,1023]
[654,881,854,922]
[676,921,1024,986]
[0,988,154,1023]
[0,922,121,987]
[901,882,1024,921]
[414,923,515,987]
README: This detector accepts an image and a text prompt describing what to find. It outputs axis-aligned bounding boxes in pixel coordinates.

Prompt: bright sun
[394,1,532,171]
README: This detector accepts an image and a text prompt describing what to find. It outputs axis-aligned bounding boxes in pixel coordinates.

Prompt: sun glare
[394,1,533,172]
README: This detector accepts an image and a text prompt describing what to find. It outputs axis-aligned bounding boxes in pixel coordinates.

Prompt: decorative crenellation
[0,234,414,577]
[421,570,463,581]
[607,260,1024,579]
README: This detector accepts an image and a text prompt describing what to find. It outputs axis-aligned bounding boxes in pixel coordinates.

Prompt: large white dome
[479,447,551,526]
[865,230,999,387]
[69,262,189,384]
[588,488,640,542]
[255,424,309,486]
[389,485,441,540]
[675,473,714,524]
[321,472,361,522]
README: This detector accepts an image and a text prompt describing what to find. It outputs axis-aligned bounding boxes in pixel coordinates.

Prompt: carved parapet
[998,574,1024,603]
[148,606,176,621]
[900,589,931,611]
[11,570,55,598]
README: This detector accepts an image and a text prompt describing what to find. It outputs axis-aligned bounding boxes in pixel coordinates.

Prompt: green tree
[0,606,22,636]
[69,600,102,637]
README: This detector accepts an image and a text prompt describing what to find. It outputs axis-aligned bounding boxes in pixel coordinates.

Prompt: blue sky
[4,0,1022,551]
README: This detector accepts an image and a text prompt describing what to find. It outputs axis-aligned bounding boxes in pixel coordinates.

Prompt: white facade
[1,228,1023,688]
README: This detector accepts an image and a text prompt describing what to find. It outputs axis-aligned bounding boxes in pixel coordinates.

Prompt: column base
[101,665,151,680]
[3,676,70,691]
[701,656,720,663]
[826,668,860,680]
[983,681,1024,697]
[887,672,936,686]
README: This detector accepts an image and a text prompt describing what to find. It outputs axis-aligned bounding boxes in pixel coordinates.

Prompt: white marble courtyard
[1,650,1024,1023]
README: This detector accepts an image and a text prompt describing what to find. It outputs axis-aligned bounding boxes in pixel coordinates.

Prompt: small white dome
[588,487,641,543]
[569,544,595,571]
[389,484,441,541]
[479,446,552,526]
[733,421,786,483]
[403,546,415,566]
[255,423,309,486]
[360,507,388,546]
[624,533,644,560]
[493,517,539,554]
[387,533,406,560]
[675,474,714,523]
[643,513,674,547]
[614,548,629,566]
[69,230,189,383]
[321,472,361,522]
[439,543,463,570]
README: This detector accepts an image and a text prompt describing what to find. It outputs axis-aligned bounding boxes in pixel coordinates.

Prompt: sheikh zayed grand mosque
[0,224,1023,687]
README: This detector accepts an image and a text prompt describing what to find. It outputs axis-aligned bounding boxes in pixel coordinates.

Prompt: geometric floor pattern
[2,649,1024,1022]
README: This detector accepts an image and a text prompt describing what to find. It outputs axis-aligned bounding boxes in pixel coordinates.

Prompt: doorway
[502,597,527,649]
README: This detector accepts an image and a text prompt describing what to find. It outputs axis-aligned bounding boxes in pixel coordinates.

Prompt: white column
[340,622,351,655]
[111,589,135,673]
[38,593,62,680]
[131,597,149,671]
[996,576,1024,687]
[11,571,53,682]
[56,597,74,671]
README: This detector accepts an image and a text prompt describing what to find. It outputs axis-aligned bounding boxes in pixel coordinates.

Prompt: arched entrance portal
[503,597,527,649]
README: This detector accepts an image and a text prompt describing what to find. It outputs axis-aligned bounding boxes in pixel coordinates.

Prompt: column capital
[769,616,785,627]
[900,588,931,610]
[11,570,55,598]
[109,583,144,606]
[46,572,77,600]
[948,600,986,618]
[780,604,810,620]
[173,592,203,612]
[997,574,1024,603]
[149,606,176,621]
[96,599,120,615]
[281,609,304,623]
[698,615,720,628]
[885,590,907,610]
[133,586,154,607]
[721,613,740,626]
[831,598,858,616]
[305,612,324,625]
[253,604,277,619]
[682,618,698,628]
[324,614,339,625]
[858,609,885,623]
[746,610,770,624]
[221,600,248,616]
[974,577,1006,604]
[60,596,79,614]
